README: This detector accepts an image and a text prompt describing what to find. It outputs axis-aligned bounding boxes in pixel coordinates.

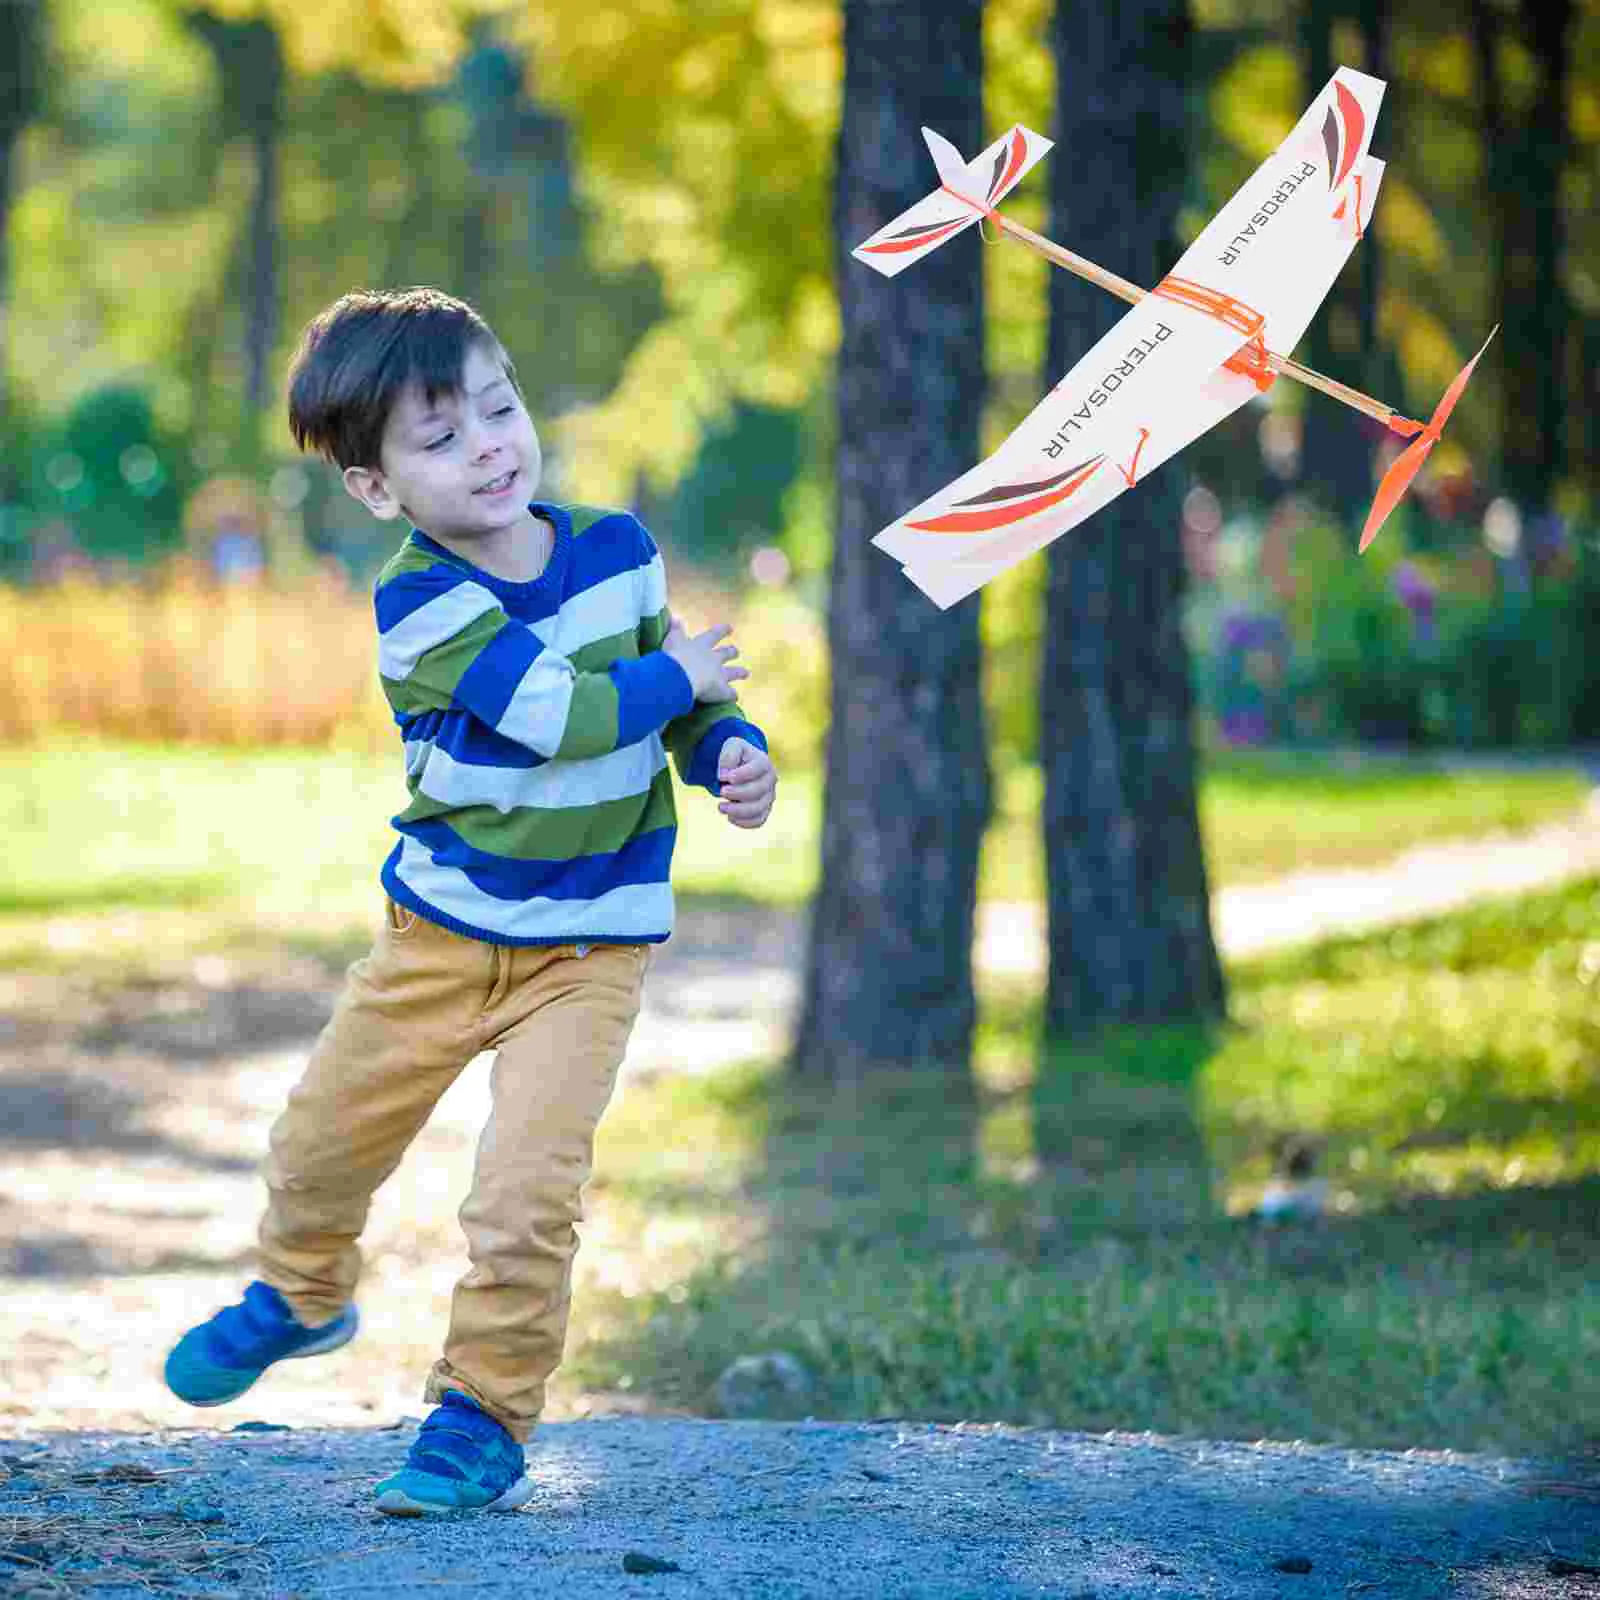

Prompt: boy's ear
[342,464,401,520]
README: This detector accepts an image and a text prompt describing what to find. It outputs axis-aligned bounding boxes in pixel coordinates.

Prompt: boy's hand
[663,616,747,705]
[717,739,776,829]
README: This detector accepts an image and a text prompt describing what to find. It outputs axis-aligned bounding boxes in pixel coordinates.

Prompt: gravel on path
[3,1417,1595,1599]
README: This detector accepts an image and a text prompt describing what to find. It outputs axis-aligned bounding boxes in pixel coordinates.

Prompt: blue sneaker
[164,1280,359,1407]
[374,1390,534,1516]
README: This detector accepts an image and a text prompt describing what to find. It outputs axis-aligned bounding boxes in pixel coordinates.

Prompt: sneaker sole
[375,1475,535,1517]
[168,1312,359,1408]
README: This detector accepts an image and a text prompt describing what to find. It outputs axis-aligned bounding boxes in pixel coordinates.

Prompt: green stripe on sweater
[398,764,676,860]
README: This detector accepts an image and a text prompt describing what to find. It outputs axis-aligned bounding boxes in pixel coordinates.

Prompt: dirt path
[3,1417,1596,1598]
[973,784,1600,977]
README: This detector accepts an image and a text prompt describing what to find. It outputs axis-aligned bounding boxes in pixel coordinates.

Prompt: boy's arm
[638,593,769,794]
[376,563,693,760]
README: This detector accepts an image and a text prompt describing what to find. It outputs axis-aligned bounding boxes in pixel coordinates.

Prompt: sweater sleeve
[634,521,772,794]
[376,561,694,760]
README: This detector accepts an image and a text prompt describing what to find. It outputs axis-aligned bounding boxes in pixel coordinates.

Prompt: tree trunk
[187,12,284,460]
[1512,0,1571,515]
[790,0,990,1084]
[1354,0,1396,413]
[1296,1,1389,533]
[1039,0,1225,1038]
[245,66,281,423]
[1471,0,1571,519]
[0,0,41,503]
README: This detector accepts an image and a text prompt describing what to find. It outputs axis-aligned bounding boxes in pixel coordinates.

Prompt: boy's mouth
[474,468,518,497]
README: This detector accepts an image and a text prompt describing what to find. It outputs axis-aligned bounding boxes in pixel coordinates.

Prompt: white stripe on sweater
[378,580,502,682]
[403,733,668,815]
[639,552,667,620]
[497,651,578,757]
[546,564,642,655]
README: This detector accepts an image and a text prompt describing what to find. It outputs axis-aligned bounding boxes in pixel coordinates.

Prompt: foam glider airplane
[852,68,1496,609]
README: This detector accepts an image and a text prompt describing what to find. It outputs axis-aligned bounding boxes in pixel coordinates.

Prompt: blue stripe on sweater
[613,653,696,748]
[568,510,648,593]
[400,708,545,770]
[374,565,468,633]
[683,718,770,793]
[453,621,543,730]
[396,816,675,901]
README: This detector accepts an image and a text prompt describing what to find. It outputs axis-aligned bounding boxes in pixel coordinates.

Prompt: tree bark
[1512,0,1569,516]
[1471,0,1573,519]
[1039,0,1226,1038]
[245,56,282,423]
[790,0,990,1084]
[0,0,41,502]
[187,12,284,453]
[1295,1,1390,533]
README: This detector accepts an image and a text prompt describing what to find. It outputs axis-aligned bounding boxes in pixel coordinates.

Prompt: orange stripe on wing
[987,127,1028,203]
[862,217,968,255]
[1333,80,1365,190]
[907,456,1105,534]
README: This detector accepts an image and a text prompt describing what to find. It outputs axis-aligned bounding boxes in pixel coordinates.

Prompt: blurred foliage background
[0,0,1596,763]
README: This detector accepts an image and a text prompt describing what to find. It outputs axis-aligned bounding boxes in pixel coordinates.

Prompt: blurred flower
[1391,560,1436,644]
[1526,512,1573,579]
[1219,708,1270,746]
[1219,611,1284,654]
[1422,466,1478,525]
[29,516,92,584]
[1258,412,1300,480]
[1260,497,1304,602]
[1482,496,1521,559]
[1245,647,1282,690]
[748,545,790,588]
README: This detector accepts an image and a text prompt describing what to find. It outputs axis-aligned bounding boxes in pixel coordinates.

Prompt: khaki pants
[256,897,650,1441]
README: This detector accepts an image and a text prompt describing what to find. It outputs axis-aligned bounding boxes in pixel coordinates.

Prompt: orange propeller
[1358,327,1499,554]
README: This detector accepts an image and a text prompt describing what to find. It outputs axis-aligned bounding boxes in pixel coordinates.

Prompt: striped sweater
[373,501,769,946]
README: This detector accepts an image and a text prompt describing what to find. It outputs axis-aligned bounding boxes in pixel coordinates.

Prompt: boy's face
[342,342,543,544]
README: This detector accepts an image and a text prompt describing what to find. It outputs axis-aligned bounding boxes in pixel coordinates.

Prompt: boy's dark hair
[286,287,522,471]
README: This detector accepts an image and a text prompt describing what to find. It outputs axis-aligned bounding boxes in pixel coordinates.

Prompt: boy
[163,287,778,1515]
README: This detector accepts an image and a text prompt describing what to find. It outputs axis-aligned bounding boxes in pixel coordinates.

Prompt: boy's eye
[424,408,514,451]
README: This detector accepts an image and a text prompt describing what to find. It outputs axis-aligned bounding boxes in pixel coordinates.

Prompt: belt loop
[483,942,512,1014]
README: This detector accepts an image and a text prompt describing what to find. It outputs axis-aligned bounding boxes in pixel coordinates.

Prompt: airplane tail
[851,123,1053,279]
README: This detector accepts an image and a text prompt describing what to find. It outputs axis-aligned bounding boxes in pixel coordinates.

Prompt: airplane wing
[870,283,1262,569]
[877,67,1385,603]
[852,123,1054,279]
[906,152,1387,607]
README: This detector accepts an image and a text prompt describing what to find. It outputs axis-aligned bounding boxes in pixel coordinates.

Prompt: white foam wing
[870,289,1255,568]
[852,123,1054,279]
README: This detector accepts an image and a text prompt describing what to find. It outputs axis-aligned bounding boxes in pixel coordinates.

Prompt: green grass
[5,739,1595,1451]
[568,877,1600,1457]
[0,741,1588,950]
